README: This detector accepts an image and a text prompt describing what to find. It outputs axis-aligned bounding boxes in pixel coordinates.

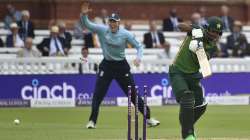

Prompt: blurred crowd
[1,4,250,59]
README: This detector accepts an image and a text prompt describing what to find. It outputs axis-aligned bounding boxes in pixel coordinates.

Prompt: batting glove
[192,28,203,39]
[189,40,203,53]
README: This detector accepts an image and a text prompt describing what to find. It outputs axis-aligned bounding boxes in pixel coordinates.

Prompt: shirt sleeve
[80,14,106,34]
[127,32,143,59]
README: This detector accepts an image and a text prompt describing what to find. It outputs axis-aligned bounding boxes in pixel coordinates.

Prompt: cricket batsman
[169,17,223,140]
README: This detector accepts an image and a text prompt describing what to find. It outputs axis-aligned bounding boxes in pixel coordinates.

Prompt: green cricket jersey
[173,31,217,74]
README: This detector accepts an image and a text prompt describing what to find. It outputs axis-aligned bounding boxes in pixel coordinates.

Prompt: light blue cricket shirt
[80,15,143,61]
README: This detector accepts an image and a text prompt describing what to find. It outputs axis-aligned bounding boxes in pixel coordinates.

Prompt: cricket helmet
[205,16,223,36]
[108,13,120,22]
[203,16,223,41]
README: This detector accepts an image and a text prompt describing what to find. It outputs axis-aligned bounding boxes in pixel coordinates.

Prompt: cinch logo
[21,79,76,100]
[150,78,206,98]
[150,78,173,98]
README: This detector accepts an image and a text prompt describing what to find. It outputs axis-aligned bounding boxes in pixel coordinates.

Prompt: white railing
[0,48,169,59]
[1,57,250,75]
[0,57,84,75]
[210,58,250,73]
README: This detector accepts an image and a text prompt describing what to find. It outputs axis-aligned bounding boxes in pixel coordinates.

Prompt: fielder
[80,2,160,129]
[169,17,223,140]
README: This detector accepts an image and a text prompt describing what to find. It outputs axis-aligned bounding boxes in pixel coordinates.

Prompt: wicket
[128,85,148,140]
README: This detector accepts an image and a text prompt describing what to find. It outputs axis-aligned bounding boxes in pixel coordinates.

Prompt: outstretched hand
[81,1,92,15]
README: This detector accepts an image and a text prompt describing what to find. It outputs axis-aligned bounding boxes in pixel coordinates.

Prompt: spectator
[162,8,183,31]
[220,5,234,32]
[225,21,248,57]
[74,20,100,48]
[17,10,35,41]
[143,20,167,48]
[94,8,109,25]
[58,21,72,50]
[4,4,22,29]
[6,23,24,48]
[79,47,90,74]
[0,38,4,47]
[191,12,202,27]
[79,47,98,74]
[37,25,69,56]
[84,31,100,48]
[17,37,41,57]
[198,6,208,26]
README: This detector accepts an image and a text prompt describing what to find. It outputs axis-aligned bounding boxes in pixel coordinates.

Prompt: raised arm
[80,2,106,33]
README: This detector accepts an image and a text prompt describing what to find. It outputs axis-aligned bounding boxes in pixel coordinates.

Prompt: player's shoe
[146,118,160,127]
[86,120,96,129]
[184,134,196,140]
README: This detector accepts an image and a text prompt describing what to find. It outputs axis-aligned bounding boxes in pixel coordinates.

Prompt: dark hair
[82,47,88,51]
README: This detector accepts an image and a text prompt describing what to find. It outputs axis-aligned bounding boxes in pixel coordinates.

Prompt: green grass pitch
[0,106,250,140]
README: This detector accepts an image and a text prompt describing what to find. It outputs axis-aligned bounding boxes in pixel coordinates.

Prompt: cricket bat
[196,47,212,78]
